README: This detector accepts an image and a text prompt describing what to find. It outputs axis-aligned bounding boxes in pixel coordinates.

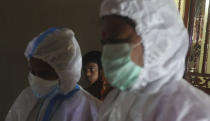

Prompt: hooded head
[25,28,82,94]
[100,0,189,92]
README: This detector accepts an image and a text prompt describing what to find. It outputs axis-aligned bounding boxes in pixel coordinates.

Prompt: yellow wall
[207,43,210,73]
[198,0,210,73]
[174,0,186,19]
[205,0,210,74]
[174,0,179,7]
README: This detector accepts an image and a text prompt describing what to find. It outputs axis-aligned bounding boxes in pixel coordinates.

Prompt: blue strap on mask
[41,84,80,121]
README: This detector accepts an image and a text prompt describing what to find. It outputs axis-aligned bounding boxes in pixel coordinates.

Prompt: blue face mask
[101,42,143,91]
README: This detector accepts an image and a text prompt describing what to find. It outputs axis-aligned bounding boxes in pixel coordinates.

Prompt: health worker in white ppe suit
[97,0,210,121]
[5,27,102,121]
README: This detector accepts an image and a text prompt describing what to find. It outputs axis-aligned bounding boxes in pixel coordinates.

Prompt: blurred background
[0,0,209,120]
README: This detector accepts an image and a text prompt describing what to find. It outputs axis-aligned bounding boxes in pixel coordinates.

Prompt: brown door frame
[184,0,191,27]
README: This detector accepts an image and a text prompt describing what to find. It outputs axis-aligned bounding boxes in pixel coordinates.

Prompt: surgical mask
[101,42,142,91]
[28,72,59,98]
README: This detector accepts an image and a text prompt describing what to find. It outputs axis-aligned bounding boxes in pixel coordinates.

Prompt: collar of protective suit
[100,0,189,93]
[24,28,82,94]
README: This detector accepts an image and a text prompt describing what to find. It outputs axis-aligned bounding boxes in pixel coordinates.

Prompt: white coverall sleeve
[5,87,37,121]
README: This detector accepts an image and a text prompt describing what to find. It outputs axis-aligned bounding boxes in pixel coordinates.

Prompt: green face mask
[101,42,142,91]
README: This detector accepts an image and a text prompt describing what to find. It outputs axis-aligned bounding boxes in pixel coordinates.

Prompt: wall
[206,8,210,74]
[207,44,210,73]
[0,0,102,120]
[174,0,186,19]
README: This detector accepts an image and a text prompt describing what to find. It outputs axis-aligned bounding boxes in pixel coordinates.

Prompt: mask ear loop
[132,41,142,48]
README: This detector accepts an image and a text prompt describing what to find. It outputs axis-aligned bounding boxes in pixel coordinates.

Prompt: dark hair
[82,51,102,69]
[83,51,103,99]
[102,14,137,31]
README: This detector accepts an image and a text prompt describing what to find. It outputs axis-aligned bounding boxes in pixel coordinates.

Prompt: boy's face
[29,57,59,80]
[85,62,99,84]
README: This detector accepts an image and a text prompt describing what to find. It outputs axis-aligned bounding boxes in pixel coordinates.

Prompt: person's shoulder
[14,87,36,102]
[17,87,36,99]
[160,80,210,119]
[20,87,33,94]
[78,87,103,105]
[9,87,37,110]
[178,80,210,102]
[161,80,210,104]
[80,87,102,101]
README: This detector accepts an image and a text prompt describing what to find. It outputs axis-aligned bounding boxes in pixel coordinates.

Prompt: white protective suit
[5,28,102,121]
[97,0,210,121]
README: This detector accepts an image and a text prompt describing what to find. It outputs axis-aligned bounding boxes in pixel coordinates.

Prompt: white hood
[25,28,82,94]
[100,0,189,92]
